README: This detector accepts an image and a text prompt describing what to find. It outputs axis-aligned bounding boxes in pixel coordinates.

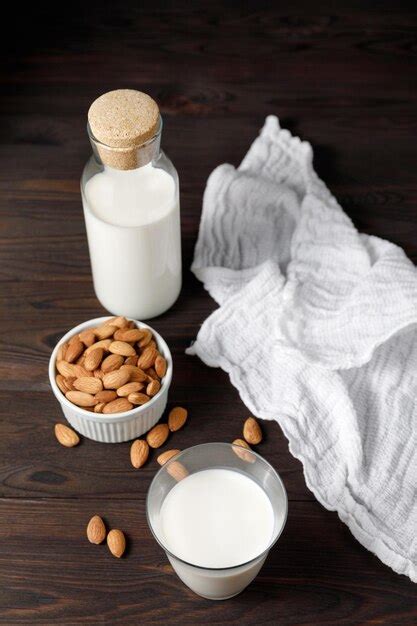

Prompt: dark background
[1,1,417,624]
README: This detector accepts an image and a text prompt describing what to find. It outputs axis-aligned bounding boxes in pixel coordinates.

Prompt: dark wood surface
[1,2,417,624]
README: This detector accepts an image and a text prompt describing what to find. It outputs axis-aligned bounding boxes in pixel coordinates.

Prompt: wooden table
[1,2,417,623]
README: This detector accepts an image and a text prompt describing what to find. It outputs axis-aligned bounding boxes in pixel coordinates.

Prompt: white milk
[82,163,181,319]
[160,469,275,569]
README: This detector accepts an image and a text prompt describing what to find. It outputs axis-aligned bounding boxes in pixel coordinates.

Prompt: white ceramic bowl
[49,316,172,443]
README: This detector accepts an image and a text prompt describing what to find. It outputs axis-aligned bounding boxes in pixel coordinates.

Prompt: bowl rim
[146,442,288,572]
[48,316,172,422]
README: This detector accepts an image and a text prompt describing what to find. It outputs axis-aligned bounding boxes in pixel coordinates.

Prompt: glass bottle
[81,90,181,320]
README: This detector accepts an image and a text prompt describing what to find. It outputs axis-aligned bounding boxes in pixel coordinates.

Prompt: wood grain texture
[1,0,417,623]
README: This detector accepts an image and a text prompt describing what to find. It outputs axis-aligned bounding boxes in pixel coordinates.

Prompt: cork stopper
[88,89,161,170]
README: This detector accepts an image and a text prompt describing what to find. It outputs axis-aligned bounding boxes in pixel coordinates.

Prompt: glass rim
[87,114,163,152]
[146,441,288,572]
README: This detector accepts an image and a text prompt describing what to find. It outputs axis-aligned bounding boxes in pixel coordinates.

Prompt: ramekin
[48,316,172,443]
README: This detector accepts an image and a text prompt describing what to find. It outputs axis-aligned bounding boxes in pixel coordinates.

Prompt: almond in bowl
[49,316,172,444]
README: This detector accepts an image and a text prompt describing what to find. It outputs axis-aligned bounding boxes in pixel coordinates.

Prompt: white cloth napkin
[187,116,417,582]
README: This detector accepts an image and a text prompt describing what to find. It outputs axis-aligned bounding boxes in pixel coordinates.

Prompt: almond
[243,417,262,445]
[103,368,130,390]
[64,377,76,391]
[155,355,167,378]
[95,390,117,403]
[121,365,147,382]
[56,360,77,378]
[101,353,124,373]
[56,374,68,395]
[146,423,169,448]
[157,449,180,466]
[94,323,118,340]
[94,402,106,413]
[86,515,106,544]
[73,376,103,395]
[146,368,159,381]
[117,382,144,397]
[128,392,150,405]
[114,328,145,342]
[56,341,68,362]
[79,329,96,347]
[72,364,93,378]
[102,398,133,414]
[84,347,104,371]
[66,390,97,407]
[147,379,160,397]
[107,316,129,328]
[85,339,112,355]
[65,339,84,363]
[124,355,138,367]
[107,529,126,558]
[167,461,189,482]
[232,439,255,463]
[130,439,149,468]
[94,369,104,379]
[54,423,80,447]
[109,341,136,357]
[168,407,188,432]
[137,347,157,370]
[138,329,152,348]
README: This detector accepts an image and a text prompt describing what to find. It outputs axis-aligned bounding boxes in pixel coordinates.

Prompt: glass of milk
[81,90,181,320]
[147,443,288,600]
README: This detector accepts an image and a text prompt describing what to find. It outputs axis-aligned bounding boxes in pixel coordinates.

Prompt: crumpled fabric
[187,116,417,581]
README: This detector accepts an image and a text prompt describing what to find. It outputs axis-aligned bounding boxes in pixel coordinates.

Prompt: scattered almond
[107,529,126,558]
[232,438,255,463]
[102,398,133,414]
[54,423,80,447]
[243,417,262,445]
[130,439,149,468]
[147,423,169,448]
[86,515,106,544]
[168,407,188,432]
[66,390,97,407]
[157,449,180,466]
[167,461,189,482]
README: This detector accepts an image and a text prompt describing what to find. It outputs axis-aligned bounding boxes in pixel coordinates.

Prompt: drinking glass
[146,442,288,600]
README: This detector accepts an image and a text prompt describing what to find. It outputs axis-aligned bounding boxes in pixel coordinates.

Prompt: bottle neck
[87,115,162,171]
